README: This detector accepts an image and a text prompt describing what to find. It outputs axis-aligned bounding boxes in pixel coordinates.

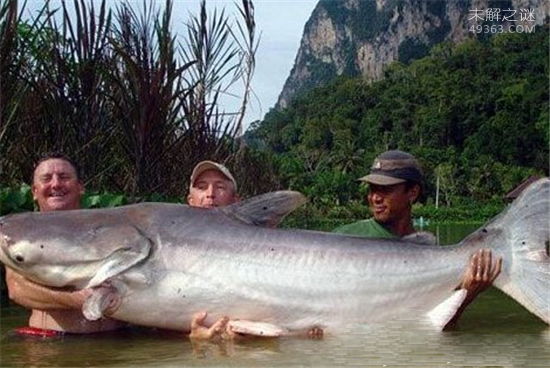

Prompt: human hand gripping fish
[189,311,324,341]
[442,249,503,330]
[461,249,503,296]
[189,311,236,341]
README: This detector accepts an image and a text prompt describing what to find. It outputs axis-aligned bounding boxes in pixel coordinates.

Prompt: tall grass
[0,0,48,181]
[0,0,276,199]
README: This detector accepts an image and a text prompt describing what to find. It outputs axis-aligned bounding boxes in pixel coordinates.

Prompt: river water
[1,223,549,367]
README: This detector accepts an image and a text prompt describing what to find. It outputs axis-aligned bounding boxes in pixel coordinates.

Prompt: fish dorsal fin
[222,191,307,228]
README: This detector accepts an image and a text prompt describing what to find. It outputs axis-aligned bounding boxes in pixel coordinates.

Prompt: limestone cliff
[277,0,549,108]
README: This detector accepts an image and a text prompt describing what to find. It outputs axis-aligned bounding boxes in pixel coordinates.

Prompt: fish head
[0,209,152,289]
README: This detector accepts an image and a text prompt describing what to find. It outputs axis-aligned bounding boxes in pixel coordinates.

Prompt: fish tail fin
[478,178,549,324]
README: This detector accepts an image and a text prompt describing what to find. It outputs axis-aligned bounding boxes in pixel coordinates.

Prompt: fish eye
[14,254,24,263]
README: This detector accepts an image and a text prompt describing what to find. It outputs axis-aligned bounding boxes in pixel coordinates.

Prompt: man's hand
[189,311,237,341]
[460,248,502,298]
[307,327,324,339]
[443,248,503,330]
[70,288,94,309]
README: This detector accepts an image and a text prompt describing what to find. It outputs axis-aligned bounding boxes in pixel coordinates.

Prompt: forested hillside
[278,0,549,108]
[249,27,549,209]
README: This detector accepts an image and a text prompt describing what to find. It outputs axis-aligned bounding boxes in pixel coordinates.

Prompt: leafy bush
[0,185,34,215]
[81,193,127,209]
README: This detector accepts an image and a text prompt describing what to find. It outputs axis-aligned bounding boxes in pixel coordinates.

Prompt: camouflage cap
[359,150,424,186]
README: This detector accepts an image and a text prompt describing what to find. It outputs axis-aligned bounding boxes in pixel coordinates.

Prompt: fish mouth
[0,222,152,289]
[0,237,41,284]
[0,241,145,289]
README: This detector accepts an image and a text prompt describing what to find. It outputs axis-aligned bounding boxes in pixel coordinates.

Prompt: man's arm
[443,249,502,330]
[6,268,90,310]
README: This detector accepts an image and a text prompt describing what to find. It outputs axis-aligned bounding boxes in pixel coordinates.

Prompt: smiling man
[31,154,84,211]
[5,152,124,336]
[334,150,502,330]
[334,150,424,239]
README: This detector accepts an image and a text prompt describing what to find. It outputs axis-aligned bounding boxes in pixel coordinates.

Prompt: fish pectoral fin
[426,289,468,330]
[122,269,150,286]
[223,191,307,228]
[227,320,288,337]
[84,227,152,288]
[83,286,121,321]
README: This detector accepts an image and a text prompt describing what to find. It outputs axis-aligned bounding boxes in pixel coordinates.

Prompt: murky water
[1,224,549,367]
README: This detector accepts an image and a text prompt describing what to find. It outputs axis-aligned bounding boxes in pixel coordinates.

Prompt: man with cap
[185,160,242,340]
[187,160,240,208]
[185,160,324,340]
[334,150,426,239]
[334,150,502,330]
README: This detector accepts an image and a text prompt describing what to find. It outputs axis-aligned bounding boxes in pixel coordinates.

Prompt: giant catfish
[0,179,548,335]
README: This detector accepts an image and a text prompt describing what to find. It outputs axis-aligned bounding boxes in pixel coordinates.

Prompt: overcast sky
[171,0,318,127]
[20,0,318,130]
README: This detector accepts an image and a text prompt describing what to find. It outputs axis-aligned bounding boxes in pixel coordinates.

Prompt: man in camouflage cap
[334,150,502,330]
[334,150,425,239]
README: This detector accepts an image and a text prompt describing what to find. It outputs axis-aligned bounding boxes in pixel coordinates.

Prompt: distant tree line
[249,26,549,210]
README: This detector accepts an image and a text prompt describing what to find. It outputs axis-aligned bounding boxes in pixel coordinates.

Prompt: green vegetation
[4,3,543,208]
[280,198,505,232]
[250,26,548,216]
[0,185,183,216]
[0,185,33,214]
[0,0,266,201]
[398,37,430,64]
[1,3,547,221]
[0,0,263,302]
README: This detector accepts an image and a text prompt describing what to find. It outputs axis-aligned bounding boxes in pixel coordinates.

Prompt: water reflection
[2,305,548,367]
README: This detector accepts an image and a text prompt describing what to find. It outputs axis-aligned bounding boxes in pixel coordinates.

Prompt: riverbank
[281,201,506,231]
